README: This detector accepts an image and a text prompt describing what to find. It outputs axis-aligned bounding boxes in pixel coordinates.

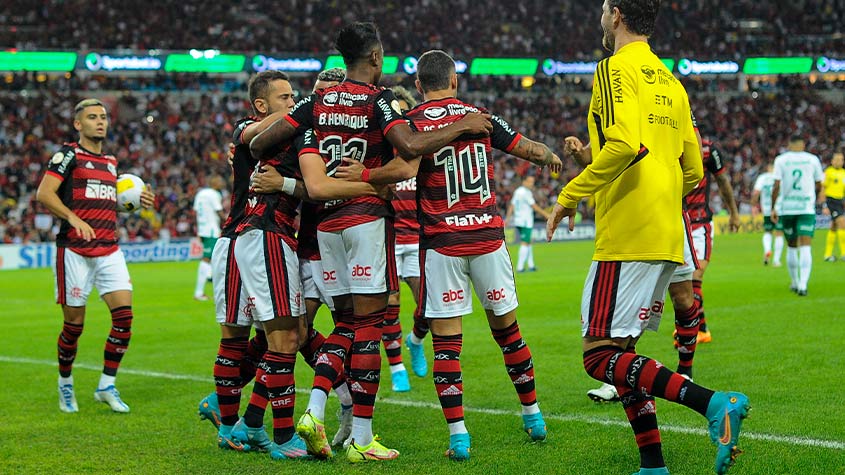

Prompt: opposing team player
[546,2,749,474]
[822,152,845,261]
[752,163,784,266]
[505,175,551,272]
[338,50,562,460]
[193,176,225,301]
[771,135,824,296]
[250,22,492,462]
[684,136,740,343]
[36,98,155,414]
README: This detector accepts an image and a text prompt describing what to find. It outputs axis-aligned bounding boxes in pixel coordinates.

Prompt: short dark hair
[607,0,661,37]
[317,67,346,83]
[248,70,290,106]
[335,22,382,68]
[789,134,804,143]
[417,50,456,93]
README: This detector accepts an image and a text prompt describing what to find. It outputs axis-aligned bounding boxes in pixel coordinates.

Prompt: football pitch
[1,232,843,474]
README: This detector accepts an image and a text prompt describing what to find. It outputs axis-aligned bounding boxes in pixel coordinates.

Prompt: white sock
[517,245,529,271]
[59,375,73,387]
[334,383,353,407]
[527,245,535,269]
[799,245,813,291]
[306,389,328,421]
[351,416,373,446]
[774,236,785,264]
[409,334,424,345]
[195,260,211,297]
[98,374,116,390]
[522,402,540,416]
[448,420,468,436]
[786,247,799,288]
[389,363,405,374]
[762,232,773,254]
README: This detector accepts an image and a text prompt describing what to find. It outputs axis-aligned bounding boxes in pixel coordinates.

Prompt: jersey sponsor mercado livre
[45,142,119,257]
[406,97,521,256]
[753,172,781,217]
[194,188,223,238]
[285,79,406,232]
[773,151,824,216]
[510,185,536,228]
[221,117,259,239]
[684,139,727,226]
[558,41,702,264]
[393,177,419,245]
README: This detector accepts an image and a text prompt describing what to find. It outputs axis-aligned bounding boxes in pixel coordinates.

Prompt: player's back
[754,171,779,215]
[774,151,823,215]
[221,116,260,239]
[393,178,419,245]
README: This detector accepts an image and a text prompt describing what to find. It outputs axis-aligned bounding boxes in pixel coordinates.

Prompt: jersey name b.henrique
[45,142,119,257]
[774,151,824,216]
[285,79,406,232]
[407,97,521,257]
[558,41,701,264]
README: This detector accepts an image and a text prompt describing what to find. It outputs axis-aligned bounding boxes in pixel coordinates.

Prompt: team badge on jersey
[323,91,338,106]
[391,100,402,114]
[424,107,448,121]
[51,152,65,164]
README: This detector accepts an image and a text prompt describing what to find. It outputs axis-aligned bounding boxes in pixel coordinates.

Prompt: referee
[823,151,845,261]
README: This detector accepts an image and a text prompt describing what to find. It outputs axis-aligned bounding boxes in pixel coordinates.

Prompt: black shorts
[827,197,844,220]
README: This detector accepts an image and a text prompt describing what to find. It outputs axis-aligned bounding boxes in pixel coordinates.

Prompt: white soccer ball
[116,173,146,213]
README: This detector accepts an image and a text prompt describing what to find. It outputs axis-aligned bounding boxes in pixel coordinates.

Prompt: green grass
[1,232,844,474]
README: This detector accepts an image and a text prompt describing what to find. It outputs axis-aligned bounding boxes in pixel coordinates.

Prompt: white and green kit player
[193,176,226,300]
[771,136,824,296]
[506,175,550,272]
[752,164,784,266]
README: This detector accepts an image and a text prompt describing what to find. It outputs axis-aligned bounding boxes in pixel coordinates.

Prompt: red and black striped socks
[432,333,465,434]
[240,329,267,384]
[692,279,707,332]
[349,310,384,419]
[618,385,665,469]
[243,351,297,444]
[102,306,132,378]
[58,321,83,377]
[381,304,403,367]
[214,337,248,427]
[674,299,701,378]
[492,322,538,410]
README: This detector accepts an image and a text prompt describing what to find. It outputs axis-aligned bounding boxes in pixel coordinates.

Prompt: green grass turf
[1,232,843,474]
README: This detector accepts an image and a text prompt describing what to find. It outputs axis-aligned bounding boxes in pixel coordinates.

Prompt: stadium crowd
[2,0,843,57]
[2,74,843,244]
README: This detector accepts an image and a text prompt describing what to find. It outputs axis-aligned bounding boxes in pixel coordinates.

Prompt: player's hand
[546,153,563,175]
[564,136,591,167]
[335,158,365,182]
[140,185,155,209]
[460,113,493,136]
[546,203,577,241]
[68,214,95,242]
[251,165,284,193]
[771,210,779,224]
[729,213,741,233]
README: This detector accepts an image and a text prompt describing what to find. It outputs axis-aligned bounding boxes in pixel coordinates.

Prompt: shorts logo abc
[351,265,372,278]
[486,288,507,302]
[442,289,464,303]
[323,270,337,282]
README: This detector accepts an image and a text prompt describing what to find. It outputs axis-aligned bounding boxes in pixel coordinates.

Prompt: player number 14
[434,143,492,208]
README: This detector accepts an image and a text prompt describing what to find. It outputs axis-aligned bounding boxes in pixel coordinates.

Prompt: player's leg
[836,214,845,259]
[517,241,530,273]
[762,217,774,265]
[773,226,785,267]
[383,290,409,391]
[404,273,428,377]
[796,215,815,295]
[670,221,701,379]
[473,242,545,441]
[524,227,537,271]
[783,217,801,292]
[824,210,837,261]
[422,247,473,459]
[54,247,93,413]
[691,225,711,341]
[580,261,749,474]
[95,250,134,413]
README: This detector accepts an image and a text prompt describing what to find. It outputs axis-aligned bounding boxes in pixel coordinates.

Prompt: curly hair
[607,0,661,37]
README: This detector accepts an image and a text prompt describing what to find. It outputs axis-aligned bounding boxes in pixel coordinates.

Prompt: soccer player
[250,23,492,462]
[193,176,226,301]
[36,98,155,414]
[822,152,845,261]
[752,163,784,266]
[546,3,749,474]
[684,137,740,343]
[771,135,824,296]
[505,175,551,273]
[338,49,563,460]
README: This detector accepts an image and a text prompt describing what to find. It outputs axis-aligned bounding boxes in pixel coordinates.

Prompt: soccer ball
[116,173,146,212]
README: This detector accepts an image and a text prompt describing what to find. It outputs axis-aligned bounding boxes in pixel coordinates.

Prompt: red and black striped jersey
[236,133,304,249]
[286,79,406,232]
[407,98,521,257]
[297,201,321,260]
[45,142,119,257]
[221,117,259,239]
[393,177,419,245]
[684,139,726,226]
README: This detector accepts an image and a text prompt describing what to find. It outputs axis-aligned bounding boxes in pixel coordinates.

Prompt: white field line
[2,355,843,451]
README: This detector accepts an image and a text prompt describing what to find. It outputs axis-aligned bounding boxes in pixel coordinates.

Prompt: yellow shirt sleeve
[558,59,641,208]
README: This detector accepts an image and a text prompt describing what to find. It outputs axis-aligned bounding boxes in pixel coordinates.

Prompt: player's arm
[531,202,551,220]
[335,156,421,185]
[250,95,315,160]
[508,136,563,173]
[564,137,592,168]
[36,172,95,242]
[386,118,493,160]
[714,172,740,229]
[250,164,309,200]
[771,179,781,223]
[750,188,761,216]
[505,203,514,224]
[299,153,385,201]
[240,111,290,145]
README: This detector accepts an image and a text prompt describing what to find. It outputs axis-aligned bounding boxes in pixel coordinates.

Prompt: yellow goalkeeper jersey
[558,41,703,263]
[824,167,845,200]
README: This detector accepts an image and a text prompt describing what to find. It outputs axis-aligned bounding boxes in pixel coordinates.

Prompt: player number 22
[434,143,492,208]
[320,135,368,177]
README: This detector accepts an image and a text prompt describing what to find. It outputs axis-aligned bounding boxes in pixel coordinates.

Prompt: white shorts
[419,242,518,318]
[317,218,398,296]
[692,223,713,262]
[300,258,335,312]
[54,248,132,307]
[671,216,699,284]
[234,229,302,321]
[395,243,420,279]
[581,261,676,339]
[211,237,255,327]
